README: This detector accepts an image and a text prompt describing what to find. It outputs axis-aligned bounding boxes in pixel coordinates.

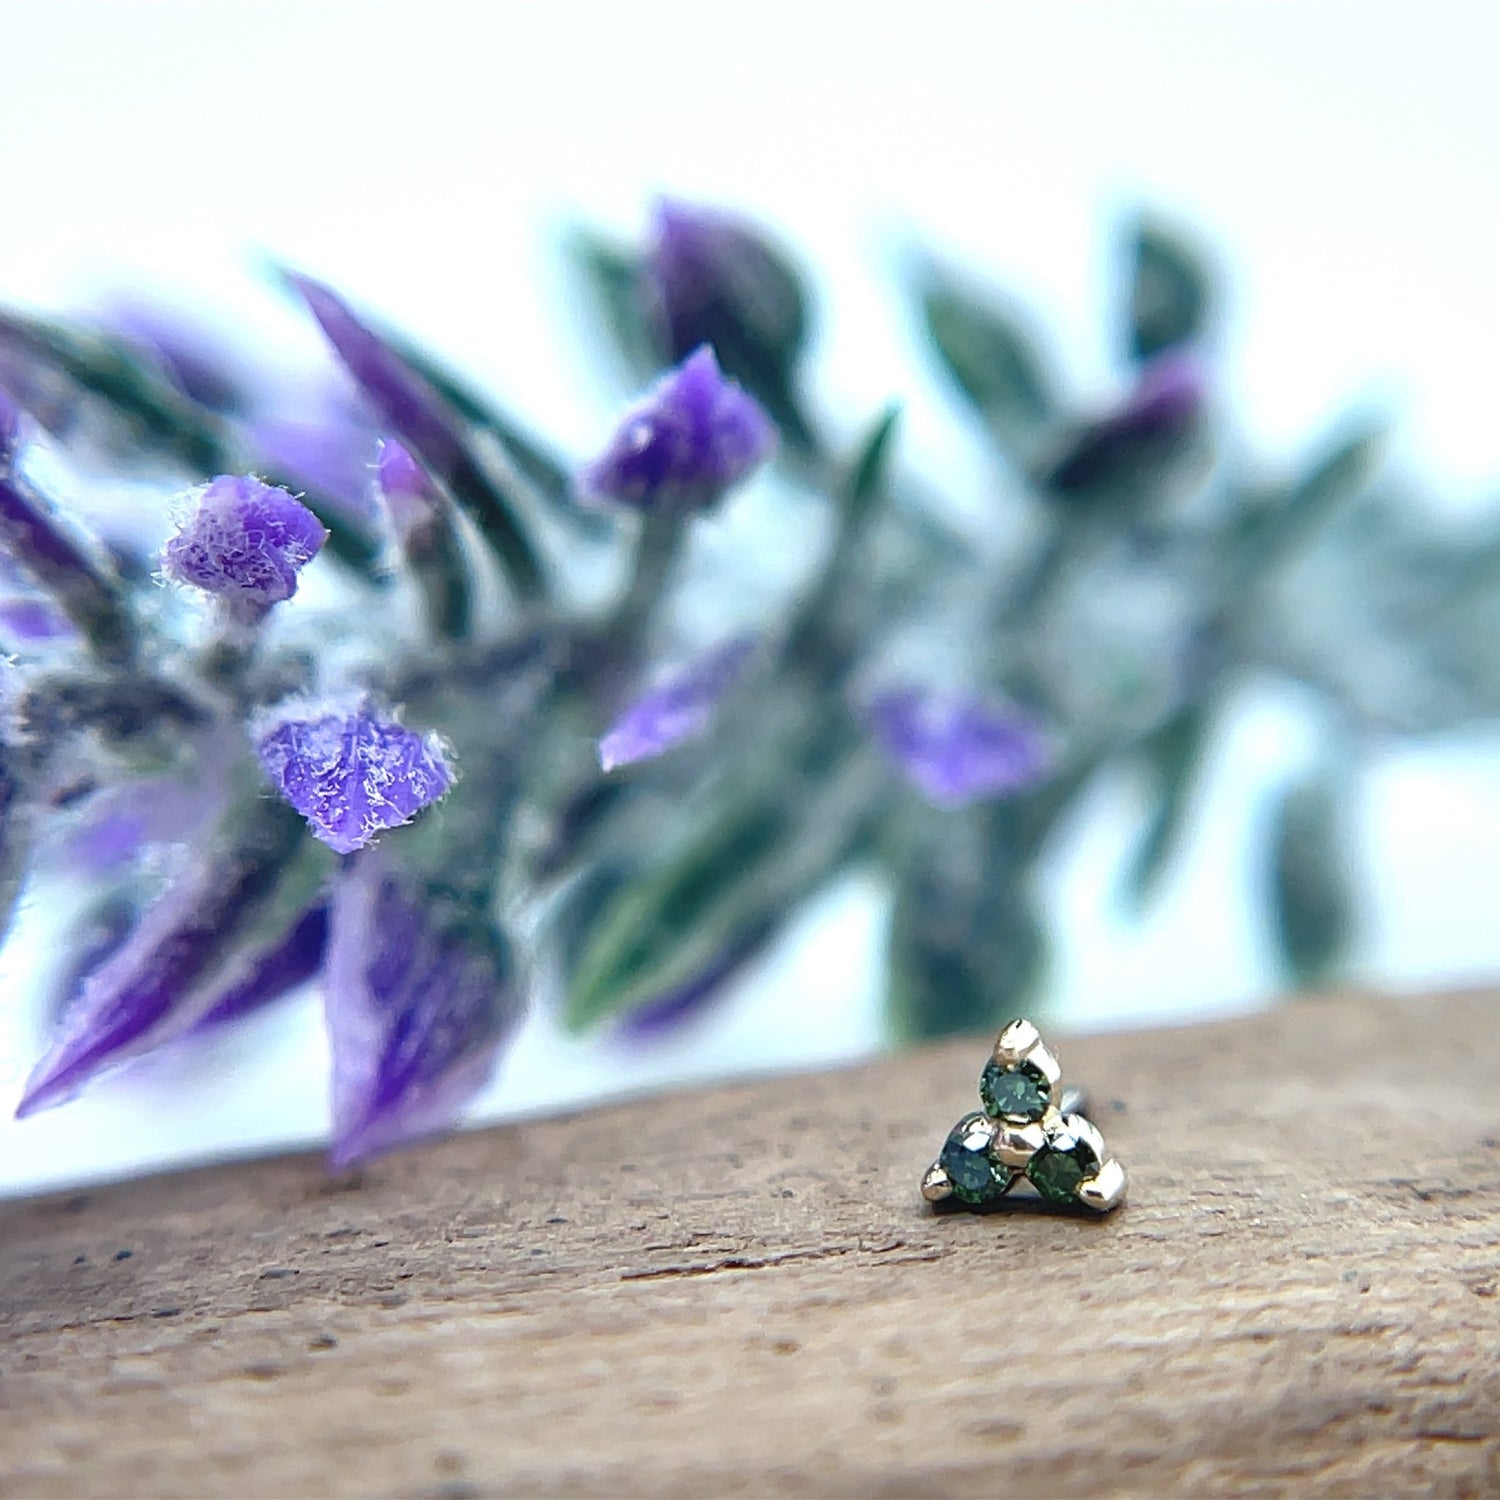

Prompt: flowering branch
[0,198,1474,1170]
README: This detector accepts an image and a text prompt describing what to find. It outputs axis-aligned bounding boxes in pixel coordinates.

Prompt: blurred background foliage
[5,198,1490,1060]
[557,206,1437,1039]
[0,2,1494,1199]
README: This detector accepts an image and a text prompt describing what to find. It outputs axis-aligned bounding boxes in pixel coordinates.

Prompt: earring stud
[921,1018,1127,1214]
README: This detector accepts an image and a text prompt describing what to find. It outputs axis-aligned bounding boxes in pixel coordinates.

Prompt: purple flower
[867,689,1051,810]
[323,849,522,1166]
[648,200,806,366]
[578,346,776,514]
[256,703,454,854]
[600,636,756,771]
[376,438,441,544]
[1046,353,1205,497]
[161,475,328,619]
[16,799,309,1117]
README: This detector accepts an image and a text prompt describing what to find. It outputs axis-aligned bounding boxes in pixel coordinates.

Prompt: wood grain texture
[1,990,1497,1499]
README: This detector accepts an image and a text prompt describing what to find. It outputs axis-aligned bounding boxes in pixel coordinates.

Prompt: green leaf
[1266,768,1356,987]
[885,810,1049,1042]
[0,310,233,475]
[562,741,880,1031]
[844,403,902,528]
[0,746,28,948]
[564,227,663,387]
[917,268,1055,441]
[376,331,614,543]
[1229,423,1386,593]
[562,798,791,1030]
[1126,215,1212,362]
[1121,703,1212,912]
[287,272,549,601]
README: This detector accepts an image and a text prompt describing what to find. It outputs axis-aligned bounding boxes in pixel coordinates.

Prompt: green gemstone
[979,1060,1050,1121]
[938,1124,1011,1206]
[1026,1143,1097,1204]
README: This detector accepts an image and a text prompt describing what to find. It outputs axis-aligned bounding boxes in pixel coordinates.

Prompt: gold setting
[922,1018,1128,1215]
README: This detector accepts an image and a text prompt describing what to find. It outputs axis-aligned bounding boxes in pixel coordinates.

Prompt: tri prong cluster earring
[921,1019,1127,1214]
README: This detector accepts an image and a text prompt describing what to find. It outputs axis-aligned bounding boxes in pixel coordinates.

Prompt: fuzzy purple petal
[161,475,328,612]
[324,850,522,1166]
[578,346,776,513]
[256,705,453,854]
[868,690,1051,810]
[600,636,755,771]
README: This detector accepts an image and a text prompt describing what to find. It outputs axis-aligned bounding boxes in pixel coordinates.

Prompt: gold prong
[921,1163,954,1202]
[1051,1111,1107,1165]
[1076,1157,1127,1212]
[991,1119,1047,1168]
[1026,1041,1062,1090]
[955,1111,997,1150]
[1057,1085,1088,1118]
[992,1018,1041,1068]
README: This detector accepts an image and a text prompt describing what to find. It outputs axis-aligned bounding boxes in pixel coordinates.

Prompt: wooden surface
[1,991,1498,1499]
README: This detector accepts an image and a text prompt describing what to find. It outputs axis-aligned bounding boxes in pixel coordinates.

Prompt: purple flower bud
[867,689,1050,810]
[376,437,441,543]
[578,346,776,514]
[289,275,471,484]
[600,636,755,771]
[161,475,328,619]
[1046,353,1206,497]
[649,200,806,367]
[323,849,522,1166]
[256,703,453,854]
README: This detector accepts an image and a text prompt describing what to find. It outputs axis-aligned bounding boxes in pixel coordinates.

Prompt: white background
[2,2,1498,1195]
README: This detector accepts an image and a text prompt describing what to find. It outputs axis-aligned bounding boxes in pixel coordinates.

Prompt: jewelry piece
[921,1018,1127,1214]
